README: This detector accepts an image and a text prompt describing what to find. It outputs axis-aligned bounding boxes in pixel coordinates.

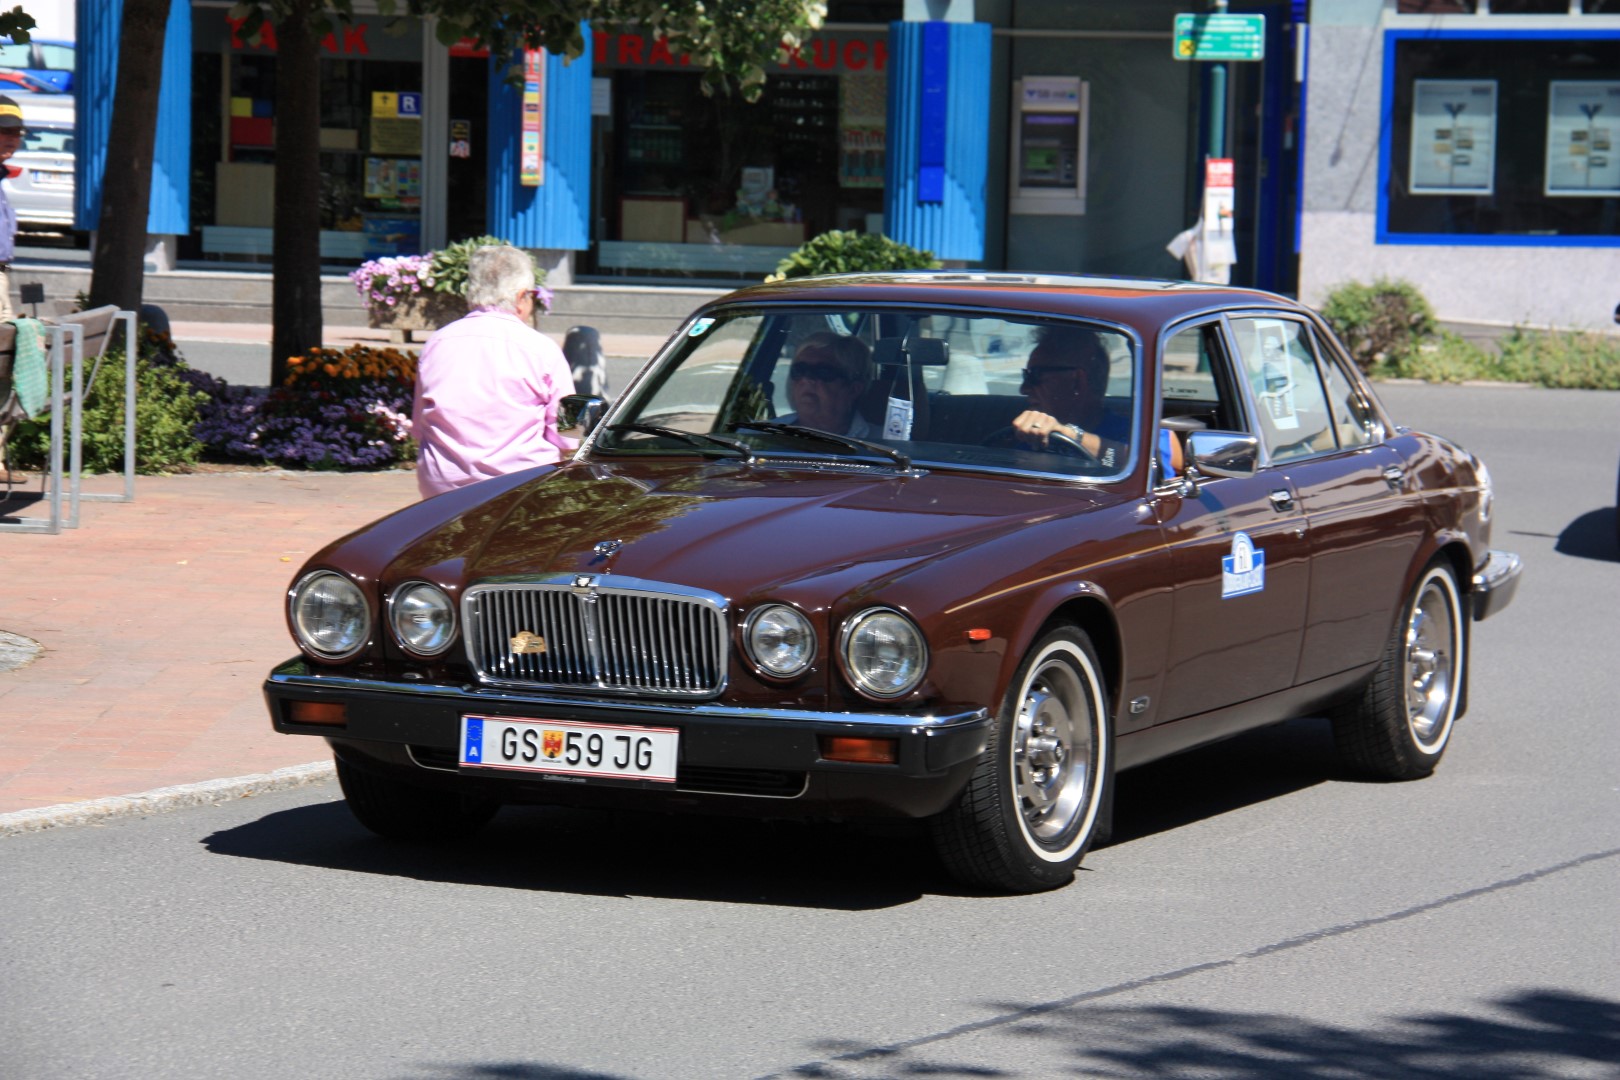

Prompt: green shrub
[768,230,941,281]
[1492,327,1620,390]
[429,235,546,298]
[10,338,207,474]
[1320,279,1437,373]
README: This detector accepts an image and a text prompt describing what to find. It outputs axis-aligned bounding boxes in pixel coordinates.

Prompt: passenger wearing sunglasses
[778,331,874,439]
[1011,324,1180,475]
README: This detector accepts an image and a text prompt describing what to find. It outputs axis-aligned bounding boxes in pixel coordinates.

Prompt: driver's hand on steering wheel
[1013,410,1075,450]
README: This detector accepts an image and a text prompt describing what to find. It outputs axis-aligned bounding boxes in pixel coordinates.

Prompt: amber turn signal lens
[965,628,992,641]
[288,700,347,727]
[820,736,898,764]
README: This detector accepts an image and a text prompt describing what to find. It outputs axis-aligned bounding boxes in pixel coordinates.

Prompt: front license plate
[459,715,678,783]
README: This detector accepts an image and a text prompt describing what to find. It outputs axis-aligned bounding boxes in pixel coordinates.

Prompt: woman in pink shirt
[411,245,577,499]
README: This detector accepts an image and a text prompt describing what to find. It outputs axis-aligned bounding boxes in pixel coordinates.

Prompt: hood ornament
[593,538,623,559]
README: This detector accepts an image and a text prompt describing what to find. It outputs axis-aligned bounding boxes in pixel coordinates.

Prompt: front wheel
[336,756,501,841]
[931,626,1113,893]
[1331,562,1466,780]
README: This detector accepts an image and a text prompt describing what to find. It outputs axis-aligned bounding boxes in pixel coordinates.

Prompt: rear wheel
[336,756,500,841]
[932,626,1112,893]
[1331,562,1465,780]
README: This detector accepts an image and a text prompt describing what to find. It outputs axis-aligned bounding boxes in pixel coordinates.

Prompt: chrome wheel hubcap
[1013,659,1093,843]
[1405,581,1456,747]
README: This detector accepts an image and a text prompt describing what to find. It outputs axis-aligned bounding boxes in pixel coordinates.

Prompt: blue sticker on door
[1222,532,1266,598]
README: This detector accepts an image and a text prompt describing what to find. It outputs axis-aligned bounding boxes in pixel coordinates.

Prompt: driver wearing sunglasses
[778,331,874,439]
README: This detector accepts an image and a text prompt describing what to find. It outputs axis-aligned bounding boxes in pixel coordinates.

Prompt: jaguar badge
[509,631,548,655]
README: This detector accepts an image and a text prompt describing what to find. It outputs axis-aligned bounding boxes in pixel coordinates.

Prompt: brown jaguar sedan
[265,273,1521,893]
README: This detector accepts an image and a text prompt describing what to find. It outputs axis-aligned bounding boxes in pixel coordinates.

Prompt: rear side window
[1228,317,1336,463]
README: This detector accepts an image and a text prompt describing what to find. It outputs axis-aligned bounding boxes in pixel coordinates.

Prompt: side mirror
[560,394,609,436]
[1187,430,1260,480]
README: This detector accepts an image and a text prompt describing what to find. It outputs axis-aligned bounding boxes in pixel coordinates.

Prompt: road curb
[0,760,336,837]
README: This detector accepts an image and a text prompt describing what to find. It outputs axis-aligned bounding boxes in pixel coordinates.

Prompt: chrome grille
[463,576,728,697]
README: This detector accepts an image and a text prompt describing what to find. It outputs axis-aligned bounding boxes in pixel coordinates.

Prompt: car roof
[709,272,1308,337]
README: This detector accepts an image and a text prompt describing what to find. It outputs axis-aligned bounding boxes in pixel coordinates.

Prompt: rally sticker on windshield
[1222,532,1266,598]
[687,317,716,337]
[884,397,914,440]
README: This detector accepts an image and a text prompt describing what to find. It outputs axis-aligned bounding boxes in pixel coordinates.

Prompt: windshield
[591,306,1140,480]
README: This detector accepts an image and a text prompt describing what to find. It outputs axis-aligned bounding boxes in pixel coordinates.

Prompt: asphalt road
[2,383,1617,1080]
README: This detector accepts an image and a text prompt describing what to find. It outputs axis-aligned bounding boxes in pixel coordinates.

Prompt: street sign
[1173,13,1266,62]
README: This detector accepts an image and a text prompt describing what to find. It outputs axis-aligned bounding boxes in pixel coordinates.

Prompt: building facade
[1301,0,1620,331]
[73,1,1619,329]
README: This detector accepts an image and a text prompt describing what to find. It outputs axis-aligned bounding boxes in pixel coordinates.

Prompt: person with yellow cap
[0,93,23,318]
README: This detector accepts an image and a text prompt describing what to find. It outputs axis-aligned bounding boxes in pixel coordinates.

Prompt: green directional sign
[1173,13,1266,62]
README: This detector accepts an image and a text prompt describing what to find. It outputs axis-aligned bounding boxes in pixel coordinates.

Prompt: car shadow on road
[204,719,1338,909]
[1107,716,1336,848]
[1553,506,1620,562]
[202,799,949,910]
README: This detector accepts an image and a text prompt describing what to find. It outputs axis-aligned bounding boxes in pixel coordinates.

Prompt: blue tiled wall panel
[884,20,989,263]
[74,0,191,233]
[486,37,592,251]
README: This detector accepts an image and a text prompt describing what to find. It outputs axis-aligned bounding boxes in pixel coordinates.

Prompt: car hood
[356,459,1115,604]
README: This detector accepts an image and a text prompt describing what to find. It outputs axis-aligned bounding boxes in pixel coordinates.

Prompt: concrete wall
[1299,2,1619,332]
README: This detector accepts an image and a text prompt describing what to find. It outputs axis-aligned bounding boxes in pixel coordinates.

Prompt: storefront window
[1383,35,1620,241]
[590,27,889,280]
[187,12,425,264]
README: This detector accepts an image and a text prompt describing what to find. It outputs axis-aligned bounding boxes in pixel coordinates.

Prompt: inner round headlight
[841,608,927,699]
[745,604,816,678]
[290,571,370,661]
[390,582,456,656]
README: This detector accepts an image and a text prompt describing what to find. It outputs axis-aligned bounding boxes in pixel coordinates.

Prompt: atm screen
[1019,114,1078,189]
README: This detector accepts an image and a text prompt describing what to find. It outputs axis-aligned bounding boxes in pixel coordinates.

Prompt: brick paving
[0,467,419,814]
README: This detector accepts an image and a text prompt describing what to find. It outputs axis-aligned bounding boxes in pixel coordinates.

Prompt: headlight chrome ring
[743,603,817,679]
[289,570,371,661]
[840,607,928,699]
[389,581,457,657]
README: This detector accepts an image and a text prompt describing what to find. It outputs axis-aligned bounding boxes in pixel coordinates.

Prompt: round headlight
[290,571,370,661]
[745,604,816,678]
[841,608,927,699]
[389,582,456,656]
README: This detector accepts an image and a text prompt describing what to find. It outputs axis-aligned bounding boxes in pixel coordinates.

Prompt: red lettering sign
[226,15,370,54]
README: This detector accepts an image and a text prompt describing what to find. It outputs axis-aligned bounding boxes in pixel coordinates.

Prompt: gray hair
[465,245,536,313]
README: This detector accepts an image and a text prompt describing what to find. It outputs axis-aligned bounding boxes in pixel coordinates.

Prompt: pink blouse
[411,309,577,499]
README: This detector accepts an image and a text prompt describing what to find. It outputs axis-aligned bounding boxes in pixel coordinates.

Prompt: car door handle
[1382,465,1405,490]
[1269,489,1294,512]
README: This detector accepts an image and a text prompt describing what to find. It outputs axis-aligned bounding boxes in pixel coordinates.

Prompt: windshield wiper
[606,424,755,461]
[731,421,912,472]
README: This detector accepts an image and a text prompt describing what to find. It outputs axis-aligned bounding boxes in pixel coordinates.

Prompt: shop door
[446,55,489,244]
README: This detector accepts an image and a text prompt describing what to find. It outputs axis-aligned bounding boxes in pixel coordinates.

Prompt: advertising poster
[1545,81,1620,196]
[839,71,886,189]
[521,49,545,186]
[1408,79,1497,195]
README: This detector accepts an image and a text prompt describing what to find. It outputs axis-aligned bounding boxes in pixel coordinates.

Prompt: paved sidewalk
[0,468,419,818]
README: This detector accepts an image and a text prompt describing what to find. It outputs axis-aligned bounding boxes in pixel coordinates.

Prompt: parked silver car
[7,101,72,230]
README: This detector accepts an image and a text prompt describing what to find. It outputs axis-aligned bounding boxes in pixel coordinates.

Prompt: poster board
[1408,79,1497,195]
[1545,81,1620,197]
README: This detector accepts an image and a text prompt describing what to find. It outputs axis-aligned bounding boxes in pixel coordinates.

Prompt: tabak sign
[593,31,888,73]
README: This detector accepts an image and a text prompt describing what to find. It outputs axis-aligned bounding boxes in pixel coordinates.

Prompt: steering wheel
[982,424,1101,467]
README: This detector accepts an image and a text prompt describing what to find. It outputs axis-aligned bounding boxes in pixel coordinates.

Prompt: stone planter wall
[366,291,468,342]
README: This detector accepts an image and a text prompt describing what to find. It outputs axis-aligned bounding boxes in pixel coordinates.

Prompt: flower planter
[365,291,467,343]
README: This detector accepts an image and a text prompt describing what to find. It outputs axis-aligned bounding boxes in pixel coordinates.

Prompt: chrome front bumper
[1471,549,1522,621]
